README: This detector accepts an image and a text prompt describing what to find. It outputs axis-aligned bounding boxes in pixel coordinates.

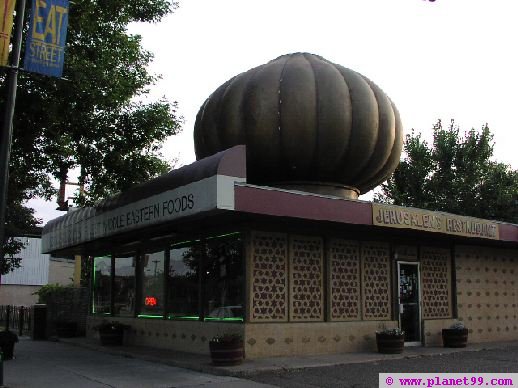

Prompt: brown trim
[499,223,518,242]
[235,185,372,225]
[216,145,246,178]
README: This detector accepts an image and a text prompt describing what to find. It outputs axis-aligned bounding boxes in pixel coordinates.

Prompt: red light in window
[145,296,157,306]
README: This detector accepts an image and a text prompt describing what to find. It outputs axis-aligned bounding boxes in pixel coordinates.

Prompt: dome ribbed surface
[194,53,403,194]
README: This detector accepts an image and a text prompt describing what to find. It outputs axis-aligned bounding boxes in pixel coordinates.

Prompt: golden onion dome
[194,53,403,199]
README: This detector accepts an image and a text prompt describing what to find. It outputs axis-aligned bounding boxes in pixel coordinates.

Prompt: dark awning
[42,145,246,253]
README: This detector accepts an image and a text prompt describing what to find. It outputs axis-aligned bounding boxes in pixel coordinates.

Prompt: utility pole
[0,0,27,276]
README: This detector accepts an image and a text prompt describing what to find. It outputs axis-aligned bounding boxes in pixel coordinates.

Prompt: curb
[56,338,518,378]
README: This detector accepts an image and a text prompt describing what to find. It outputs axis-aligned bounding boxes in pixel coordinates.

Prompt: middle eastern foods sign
[372,203,499,240]
[41,175,243,253]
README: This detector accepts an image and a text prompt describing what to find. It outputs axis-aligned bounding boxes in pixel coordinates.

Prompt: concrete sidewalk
[1,338,276,388]
[59,336,518,377]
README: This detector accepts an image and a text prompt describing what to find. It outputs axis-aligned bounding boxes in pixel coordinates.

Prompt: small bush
[209,333,243,344]
[376,328,405,336]
[32,284,69,303]
[449,322,466,330]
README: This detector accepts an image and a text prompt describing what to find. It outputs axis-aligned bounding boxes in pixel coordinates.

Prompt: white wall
[2,237,49,286]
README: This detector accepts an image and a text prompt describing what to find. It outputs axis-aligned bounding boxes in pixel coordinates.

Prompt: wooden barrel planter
[442,328,468,348]
[209,339,244,366]
[376,333,405,354]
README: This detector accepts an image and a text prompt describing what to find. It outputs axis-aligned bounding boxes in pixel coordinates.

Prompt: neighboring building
[41,53,518,358]
[0,231,75,306]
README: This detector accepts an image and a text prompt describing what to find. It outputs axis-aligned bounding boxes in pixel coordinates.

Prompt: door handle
[399,304,404,314]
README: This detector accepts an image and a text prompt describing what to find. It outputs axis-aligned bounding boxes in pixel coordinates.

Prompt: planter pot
[376,333,405,354]
[209,340,244,366]
[0,331,18,360]
[442,328,468,348]
[99,327,124,346]
[0,341,15,360]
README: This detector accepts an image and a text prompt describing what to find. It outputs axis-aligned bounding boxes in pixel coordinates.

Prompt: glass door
[397,262,421,346]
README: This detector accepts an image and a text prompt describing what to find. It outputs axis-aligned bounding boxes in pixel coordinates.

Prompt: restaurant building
[41,53,518,358]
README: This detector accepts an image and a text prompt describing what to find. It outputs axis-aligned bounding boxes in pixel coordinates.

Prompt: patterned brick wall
[249,232,289,322]
[394,245,418,261]
[361,242,391,320]
[289,235,324,322]
[328,239,361,321]
[421,247,451,319]
[456,246,518,342]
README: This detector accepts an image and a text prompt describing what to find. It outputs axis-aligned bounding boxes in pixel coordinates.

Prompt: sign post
[0,0,27,272]
[1,0,69,273]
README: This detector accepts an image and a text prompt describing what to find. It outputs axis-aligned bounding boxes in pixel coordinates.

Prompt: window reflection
[140,251,165,316]
[93,256,111,314]
[90,233,244,323]
[167,246,200,320]
[204,236,244,322]
[113,256,136,316]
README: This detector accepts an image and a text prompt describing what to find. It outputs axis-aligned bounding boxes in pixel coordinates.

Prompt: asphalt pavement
[4,337,518,388]
[248,344,518,388]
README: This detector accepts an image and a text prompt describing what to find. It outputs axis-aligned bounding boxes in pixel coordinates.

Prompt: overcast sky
[30,0,518,224]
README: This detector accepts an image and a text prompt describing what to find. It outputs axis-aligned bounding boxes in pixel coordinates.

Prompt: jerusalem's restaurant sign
[372,203,499,240]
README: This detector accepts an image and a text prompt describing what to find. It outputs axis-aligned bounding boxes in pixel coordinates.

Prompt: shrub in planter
[0,330,19,360]
[442,322,468,348]
[376,328,405,354]
[209,333,244,366]
[93,320,130,346]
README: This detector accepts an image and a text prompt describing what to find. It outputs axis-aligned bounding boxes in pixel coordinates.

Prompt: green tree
[1,0,182,274]
[376,119,518,223]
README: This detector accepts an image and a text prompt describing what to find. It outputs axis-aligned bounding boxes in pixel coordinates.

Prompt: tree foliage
[1,0,182,274]
[376,120,518,224]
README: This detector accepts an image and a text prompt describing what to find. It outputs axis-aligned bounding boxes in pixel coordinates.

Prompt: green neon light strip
[138,314,164,319]
[205,232,241,240]
[92,258,97,314]
[170,232,241,248]
[170,239,201,248]
[204,317,244,322]
[167,315,200,321]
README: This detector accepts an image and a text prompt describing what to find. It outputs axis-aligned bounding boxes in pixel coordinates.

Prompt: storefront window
[204,234,244,322]
[113,256,136,316]
[92,256,111,314]
[167,244,200,320]
[140,250,165,317]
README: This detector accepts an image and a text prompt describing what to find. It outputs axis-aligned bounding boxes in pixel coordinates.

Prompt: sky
[30,0,518,224]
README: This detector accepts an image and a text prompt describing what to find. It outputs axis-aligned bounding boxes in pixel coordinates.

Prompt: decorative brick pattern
[456,246,518,342]
[421,247,451,319]
[328,239,361,321]
[289,235,324,321]
[249,232,288,322]
[361,242,391,320]
[394,245,418,261]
